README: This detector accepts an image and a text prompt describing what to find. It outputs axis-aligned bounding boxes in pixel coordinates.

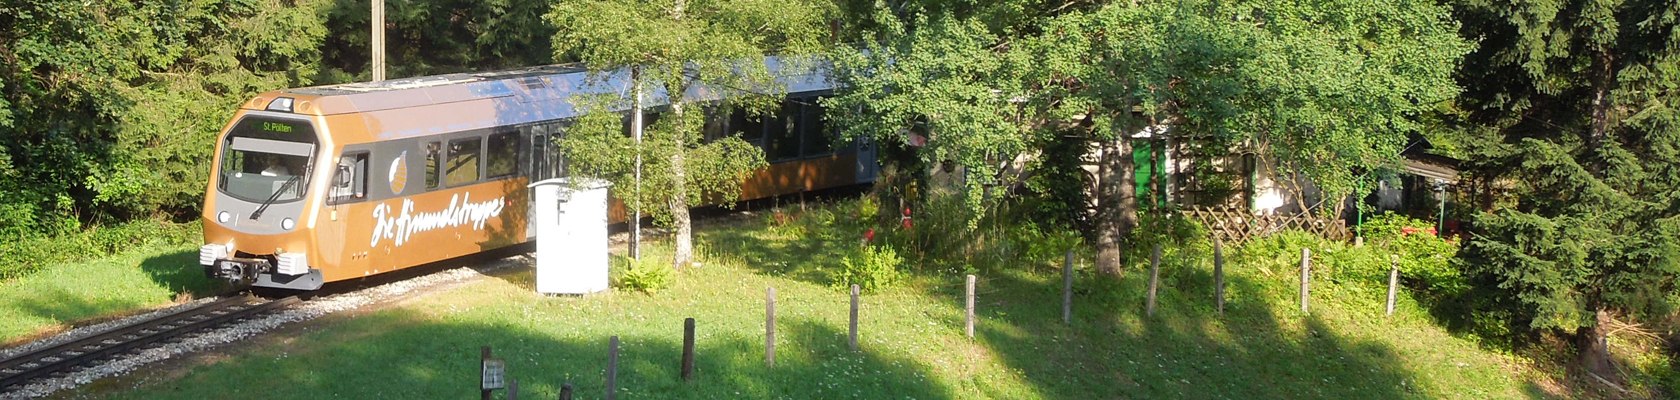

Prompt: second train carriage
[200,61,876,290]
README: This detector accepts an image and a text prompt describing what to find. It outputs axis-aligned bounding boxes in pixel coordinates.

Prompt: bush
[1010,221,1083,269]
[0,219,201,281]
[1362,213,1463,292]
[1128,213,1212,264]
[613,257,674,294]
[835,245,903,292]
[856,196,880,224]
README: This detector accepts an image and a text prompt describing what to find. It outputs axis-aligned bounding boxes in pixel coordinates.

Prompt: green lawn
[1,244,220,344]
[72,205,1549,399]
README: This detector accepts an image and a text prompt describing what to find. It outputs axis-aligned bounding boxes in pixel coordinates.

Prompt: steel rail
[0,295,298,391]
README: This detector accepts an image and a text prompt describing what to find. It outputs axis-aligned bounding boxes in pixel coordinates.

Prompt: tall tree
[834,0,1465,274]
[546,0,829,267]
[826,10,1038,227]
[1452,0,1680,382]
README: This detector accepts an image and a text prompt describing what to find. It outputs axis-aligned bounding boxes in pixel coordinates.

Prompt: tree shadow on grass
[2,249,222,344]
[138,249,223,296]
[108,310,951,399]
[955,261,1435,399]
[702,239,1442,399]
[1,286,146,345]
[698,212,856,286]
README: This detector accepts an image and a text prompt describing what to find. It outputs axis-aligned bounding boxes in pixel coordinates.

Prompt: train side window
[546,121,569,178]
[701,106,727,143]
[620,112,661,137]
[424,141,441,189]
[730,108,764,146]
[525,126,543,179]
[446,137,482,186]
[486,131,518,179]
[766,100,800,161]
[328,152,368,205]
[799,100,832,157]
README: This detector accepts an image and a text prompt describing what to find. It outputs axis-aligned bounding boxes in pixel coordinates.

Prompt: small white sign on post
[481,358,506,390]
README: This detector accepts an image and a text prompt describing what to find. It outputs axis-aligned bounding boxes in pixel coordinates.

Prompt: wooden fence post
[1062,251,1073,324]
[1299,248,1311,314]
[481,346,493,400]
[766,287,777,367]
[509,379,519,400]
[606,336,619,400]
[559,383,573,400]
[849,284,860,351]
[681,317,696,381]
[1214,238,1225,316]
[1147,244,1162,316]
[965,275,976,338]
[1387,255,1400,317]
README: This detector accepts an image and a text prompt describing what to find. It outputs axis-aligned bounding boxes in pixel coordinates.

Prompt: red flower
[864,228,876,243]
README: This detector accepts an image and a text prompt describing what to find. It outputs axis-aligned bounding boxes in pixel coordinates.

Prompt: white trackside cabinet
[529,178,611,294]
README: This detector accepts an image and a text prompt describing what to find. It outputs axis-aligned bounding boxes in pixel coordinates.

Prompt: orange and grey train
[199,61,877,290]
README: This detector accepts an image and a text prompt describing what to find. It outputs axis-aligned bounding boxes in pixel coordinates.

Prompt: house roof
[1399,134,1460,183]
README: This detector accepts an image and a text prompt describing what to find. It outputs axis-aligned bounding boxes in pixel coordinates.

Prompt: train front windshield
[217,116,318,203]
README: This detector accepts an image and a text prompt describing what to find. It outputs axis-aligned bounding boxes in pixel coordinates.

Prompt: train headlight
[218,211,232,224]
[281,218,296,230]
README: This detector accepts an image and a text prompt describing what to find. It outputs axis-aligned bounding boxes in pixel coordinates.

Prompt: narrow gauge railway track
[0,295,298,392]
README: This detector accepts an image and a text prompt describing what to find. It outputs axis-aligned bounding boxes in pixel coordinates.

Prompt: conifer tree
[1452,0,1680,382]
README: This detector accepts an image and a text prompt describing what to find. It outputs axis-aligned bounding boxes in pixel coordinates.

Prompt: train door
[525,125,544,240]
[323,149,372,276]
[525,123,565,240]
[854,136,878,184]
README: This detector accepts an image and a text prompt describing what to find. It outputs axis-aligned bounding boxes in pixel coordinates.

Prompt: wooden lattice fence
[1179,206,1351,244]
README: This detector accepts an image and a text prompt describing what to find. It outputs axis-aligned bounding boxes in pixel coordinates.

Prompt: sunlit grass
[0,244,219,344]
[82,200,1543,399]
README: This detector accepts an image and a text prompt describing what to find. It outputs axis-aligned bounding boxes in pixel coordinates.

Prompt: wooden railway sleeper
[0,296,298,390]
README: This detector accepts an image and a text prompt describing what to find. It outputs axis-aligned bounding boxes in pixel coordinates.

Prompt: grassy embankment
[73,201,1550,399]
[1,221,218,345]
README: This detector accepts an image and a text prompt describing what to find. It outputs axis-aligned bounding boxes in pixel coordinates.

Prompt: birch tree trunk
[669,101,694,268]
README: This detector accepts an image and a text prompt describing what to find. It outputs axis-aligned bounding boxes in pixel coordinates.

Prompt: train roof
[239,57,835,140]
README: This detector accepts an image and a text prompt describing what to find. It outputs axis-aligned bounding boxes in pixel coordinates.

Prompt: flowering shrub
[1362,213,1462,292]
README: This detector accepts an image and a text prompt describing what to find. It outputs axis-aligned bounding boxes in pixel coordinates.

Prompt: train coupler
[212,258,270,286]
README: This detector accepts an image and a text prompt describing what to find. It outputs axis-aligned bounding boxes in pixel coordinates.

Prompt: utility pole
[371,0,385,81]
[629,67,643,260]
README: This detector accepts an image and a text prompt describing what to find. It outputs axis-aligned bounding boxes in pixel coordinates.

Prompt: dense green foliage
[0,0,561,280]
[321,0,557,81]
[546,0,832,266]
[1035,0,1467,201]
[0,0,331,239]
[828,0,1467,274]
[826,11,1035,225]
[1448,0,1680,376]
[0,220,202,280]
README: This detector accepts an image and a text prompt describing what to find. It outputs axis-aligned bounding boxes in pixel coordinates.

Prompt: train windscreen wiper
[250,175,301,220]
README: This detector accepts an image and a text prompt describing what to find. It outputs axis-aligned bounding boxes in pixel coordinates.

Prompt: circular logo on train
[388,151,409,195]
